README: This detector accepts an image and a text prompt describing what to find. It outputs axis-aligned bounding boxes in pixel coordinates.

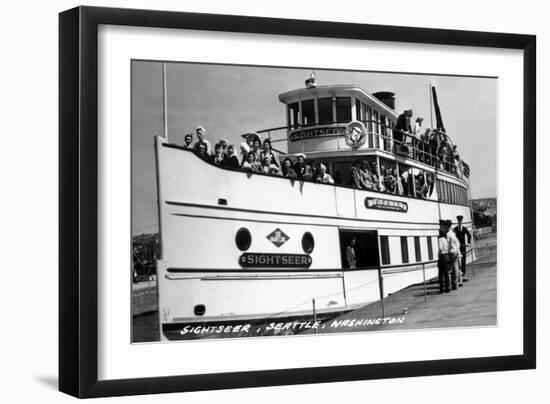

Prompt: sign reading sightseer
[239,253,312,268]
[288,126,345,142]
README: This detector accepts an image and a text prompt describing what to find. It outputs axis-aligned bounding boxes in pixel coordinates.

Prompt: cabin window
[335,97,351,122]
[355,99,362,121]
[235,228,252,251]
[301,99,315,126]
[380,236,390,265]
[427,236,434,260]
[318,97,333,124]
[400,236,409,264]
[288,102,299,128]
[414,236,422,262]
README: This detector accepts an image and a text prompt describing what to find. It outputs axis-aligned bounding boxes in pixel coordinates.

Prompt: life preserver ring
[345,121,367,149]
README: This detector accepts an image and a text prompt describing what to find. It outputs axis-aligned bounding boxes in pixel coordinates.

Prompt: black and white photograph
[131,61,497,343]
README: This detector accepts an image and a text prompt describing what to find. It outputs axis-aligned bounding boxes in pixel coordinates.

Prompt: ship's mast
[162,62,168,140]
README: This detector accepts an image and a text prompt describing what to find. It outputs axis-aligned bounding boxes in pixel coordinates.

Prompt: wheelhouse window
[288,102,299,128]
[318,97,333,124]
[355,99,362,121]
[373,110,380,148]
[335,97,351,122]
[414,236,421,262]
[400,236,409,264]
[380,236,390,265]
[366,105,374,147]
[301,99,315,126]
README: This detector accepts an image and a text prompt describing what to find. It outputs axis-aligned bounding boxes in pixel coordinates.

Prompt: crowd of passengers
[183,126,435,198]
[394,110,464,175]
[183,126,336,183]
[348,159,434,199]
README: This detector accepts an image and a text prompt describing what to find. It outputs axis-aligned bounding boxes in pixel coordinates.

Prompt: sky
[132,61,497,235]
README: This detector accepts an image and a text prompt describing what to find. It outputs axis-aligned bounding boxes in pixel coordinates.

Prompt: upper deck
[247,74,470,187]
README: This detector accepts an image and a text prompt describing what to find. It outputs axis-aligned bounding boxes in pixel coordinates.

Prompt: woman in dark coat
[222,144,240,168]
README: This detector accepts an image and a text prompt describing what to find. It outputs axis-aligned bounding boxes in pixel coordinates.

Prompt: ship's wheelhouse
[278,84,398,155]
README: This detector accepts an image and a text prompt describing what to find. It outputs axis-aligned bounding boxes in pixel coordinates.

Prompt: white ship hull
[154,136,474,340]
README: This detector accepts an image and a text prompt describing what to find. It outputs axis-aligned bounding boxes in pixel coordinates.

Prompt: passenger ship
[154,74,475,340]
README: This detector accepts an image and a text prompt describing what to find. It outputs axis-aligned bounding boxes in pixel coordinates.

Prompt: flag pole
[429,83,434,130]
[162,62,168,140]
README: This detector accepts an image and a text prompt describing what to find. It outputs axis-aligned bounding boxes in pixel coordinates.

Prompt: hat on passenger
[295,153,306,159]
[457,215,464,221]
[438,219,447,226]
[445,219,453,227]
[196,126,206,133]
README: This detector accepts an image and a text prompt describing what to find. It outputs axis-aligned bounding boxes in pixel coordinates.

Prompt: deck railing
[243,120,470,179]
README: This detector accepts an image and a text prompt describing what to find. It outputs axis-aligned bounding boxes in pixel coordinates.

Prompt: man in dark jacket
[453,215,472,280]
[394,109,412,153]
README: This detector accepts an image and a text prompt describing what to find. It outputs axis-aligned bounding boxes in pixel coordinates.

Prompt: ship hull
[154,136,474,340]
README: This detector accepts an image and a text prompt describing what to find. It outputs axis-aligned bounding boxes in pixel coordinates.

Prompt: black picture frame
[59,6,536,398]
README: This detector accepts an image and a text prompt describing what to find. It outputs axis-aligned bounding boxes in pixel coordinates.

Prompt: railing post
[377,267,385,318]
[422,263,427,303]
[312,298,318,334]
[471,248,476,277]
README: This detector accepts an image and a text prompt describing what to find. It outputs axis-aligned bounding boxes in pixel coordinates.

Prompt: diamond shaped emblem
[266,228,289,247]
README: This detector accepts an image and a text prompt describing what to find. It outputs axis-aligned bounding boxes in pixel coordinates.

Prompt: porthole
[194,304,206,316]
[235,227,252,251]
[302,232,315,254]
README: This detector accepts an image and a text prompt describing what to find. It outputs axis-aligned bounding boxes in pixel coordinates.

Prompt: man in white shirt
[446,219,463,290]
[192,126,212,155]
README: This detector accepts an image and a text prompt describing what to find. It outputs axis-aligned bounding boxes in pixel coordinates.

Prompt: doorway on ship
[339,229,380,269]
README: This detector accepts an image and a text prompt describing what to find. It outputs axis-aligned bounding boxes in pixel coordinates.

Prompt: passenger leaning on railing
[293,153,313,180]
[260,155,281,176]
[241,151,261,172]
[350,160,363,189]
[258,139,280,170]
[281,158,298,179]
[222,144,240,168]
[383,167,396,194]
[316,163,334,184]
[359,161,375,190]
[209,143,225,165]
[195,142,209,160]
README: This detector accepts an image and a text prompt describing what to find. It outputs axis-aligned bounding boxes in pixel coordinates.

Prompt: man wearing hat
[193,126,211,155]
[446,219,462,289]
[437,220,451,293]
[454,215,472,280]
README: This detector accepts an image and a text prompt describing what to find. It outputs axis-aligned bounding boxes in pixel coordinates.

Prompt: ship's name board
[289,126,345,142]
[239,253,312,268]
[365,197,408,213]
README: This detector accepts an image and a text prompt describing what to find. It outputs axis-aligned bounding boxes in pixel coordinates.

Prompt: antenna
[162,62,168,140]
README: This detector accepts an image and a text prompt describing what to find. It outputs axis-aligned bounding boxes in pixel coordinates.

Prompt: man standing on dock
[446,219,462,290]
[454,215,472,281]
